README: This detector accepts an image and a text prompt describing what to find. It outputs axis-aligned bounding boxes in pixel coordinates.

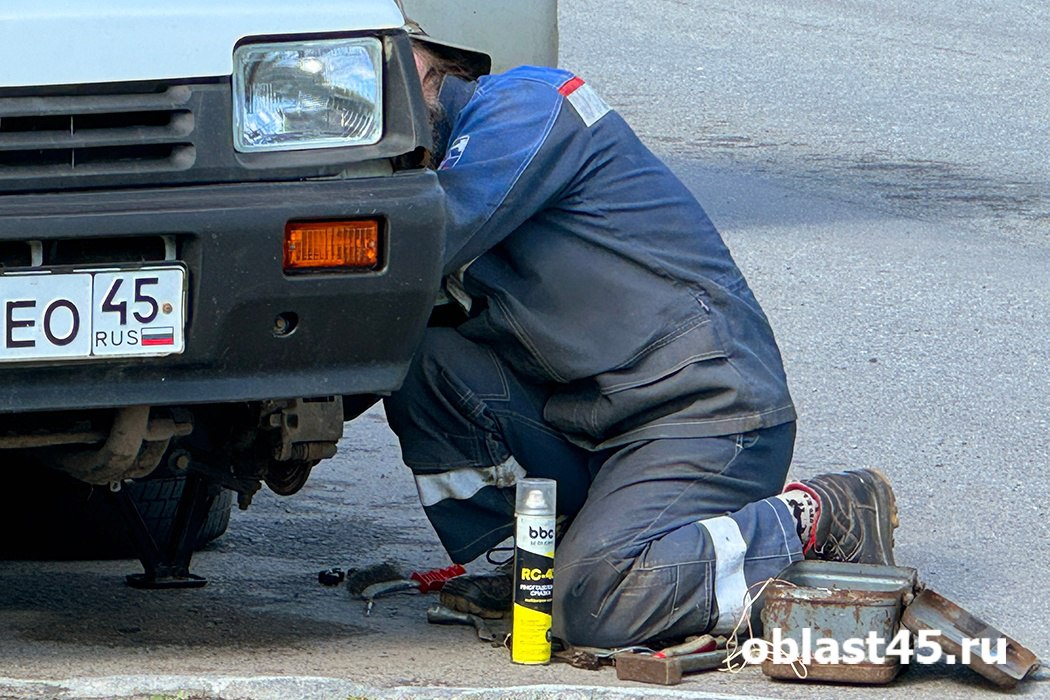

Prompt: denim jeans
[385,327,801,646]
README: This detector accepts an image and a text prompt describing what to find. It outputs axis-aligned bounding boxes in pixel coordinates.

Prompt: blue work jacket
[433,67,795,449]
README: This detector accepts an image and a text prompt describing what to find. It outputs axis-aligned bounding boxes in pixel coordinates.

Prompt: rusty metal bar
[0,430,106,449]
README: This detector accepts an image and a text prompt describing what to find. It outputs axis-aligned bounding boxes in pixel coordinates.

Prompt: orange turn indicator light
[284,220,380,271]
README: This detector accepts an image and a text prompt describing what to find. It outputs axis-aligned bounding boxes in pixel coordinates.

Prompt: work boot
[439,571,512,619]
[785,468,899,566]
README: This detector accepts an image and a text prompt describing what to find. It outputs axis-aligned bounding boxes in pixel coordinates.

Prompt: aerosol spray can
[511,477,556,665]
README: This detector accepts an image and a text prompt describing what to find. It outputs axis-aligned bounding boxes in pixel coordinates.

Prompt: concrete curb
[0,675,784,700]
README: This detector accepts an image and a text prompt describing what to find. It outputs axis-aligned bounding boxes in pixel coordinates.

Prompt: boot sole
[439,592,509,620]
[864,468,900,565]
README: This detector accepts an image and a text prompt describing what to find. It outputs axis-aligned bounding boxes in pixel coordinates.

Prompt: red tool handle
[410,564,466,593]
[653,634,718,659]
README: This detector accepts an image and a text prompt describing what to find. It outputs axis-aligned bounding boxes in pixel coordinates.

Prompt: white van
[0,0,557,582]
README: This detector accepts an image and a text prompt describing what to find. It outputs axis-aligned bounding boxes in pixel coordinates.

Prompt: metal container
[760,560,1041,688]
[902,588,1040,688]
[761,561,919,684]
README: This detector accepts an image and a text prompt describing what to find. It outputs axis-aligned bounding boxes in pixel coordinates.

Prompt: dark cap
[401,14,492,79]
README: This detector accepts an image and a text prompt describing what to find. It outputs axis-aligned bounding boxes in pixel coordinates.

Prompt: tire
[0,462,233,560]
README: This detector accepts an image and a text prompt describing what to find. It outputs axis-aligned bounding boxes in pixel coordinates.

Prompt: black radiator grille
[0,86,196,182]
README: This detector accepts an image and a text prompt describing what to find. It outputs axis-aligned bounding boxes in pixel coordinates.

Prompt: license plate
[0,266,186,363]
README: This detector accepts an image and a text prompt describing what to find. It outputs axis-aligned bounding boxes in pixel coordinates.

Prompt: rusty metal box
[759,560,1040,687]
[760,560,919,684]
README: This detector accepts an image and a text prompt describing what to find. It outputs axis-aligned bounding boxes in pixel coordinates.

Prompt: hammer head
[616,653,685,685]
[615,650,726,686]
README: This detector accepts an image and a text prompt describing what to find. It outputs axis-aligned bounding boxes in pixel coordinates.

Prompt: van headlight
[232,38,383,153]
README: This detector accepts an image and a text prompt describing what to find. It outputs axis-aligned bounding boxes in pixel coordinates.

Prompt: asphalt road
[2,1,1049,699]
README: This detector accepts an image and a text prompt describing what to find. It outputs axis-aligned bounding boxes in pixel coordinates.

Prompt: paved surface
[2,1,1049,698]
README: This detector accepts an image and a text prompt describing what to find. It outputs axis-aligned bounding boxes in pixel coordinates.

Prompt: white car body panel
[401,0,558,73]
[0,0,404,88]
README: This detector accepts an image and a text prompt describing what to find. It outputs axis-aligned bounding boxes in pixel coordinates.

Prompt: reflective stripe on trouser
[415,457,526,507]
[698,515,750,634]
[412,457,529,563]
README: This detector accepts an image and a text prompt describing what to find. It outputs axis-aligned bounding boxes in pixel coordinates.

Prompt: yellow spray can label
[512,512,555,664]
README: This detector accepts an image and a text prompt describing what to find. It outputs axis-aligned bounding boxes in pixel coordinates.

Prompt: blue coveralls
[384,67,803,647]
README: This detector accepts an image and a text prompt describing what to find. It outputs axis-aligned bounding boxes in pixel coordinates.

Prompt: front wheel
[0,461,232,560]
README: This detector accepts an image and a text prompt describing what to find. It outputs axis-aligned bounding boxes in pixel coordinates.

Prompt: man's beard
[423,95,447,170]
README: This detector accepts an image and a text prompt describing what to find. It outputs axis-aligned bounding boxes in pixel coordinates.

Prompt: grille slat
[0,121,193,151]
[0,85,197,181]
[0,86,191,118]
[0,144,195,178]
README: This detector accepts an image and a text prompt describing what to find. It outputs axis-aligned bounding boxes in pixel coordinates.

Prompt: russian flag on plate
[141,326,175,347]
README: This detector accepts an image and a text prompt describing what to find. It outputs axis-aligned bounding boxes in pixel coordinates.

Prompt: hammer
[615,649,726,685]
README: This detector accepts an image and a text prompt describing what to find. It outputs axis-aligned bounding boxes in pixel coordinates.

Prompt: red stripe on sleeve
[558,76,585,97]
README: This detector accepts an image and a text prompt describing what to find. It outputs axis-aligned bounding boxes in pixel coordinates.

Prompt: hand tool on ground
[552,644,656,670]
[426,603,499,642]
[552,647,605,670]
[360,579,418,615]
[615,649,726,685]
[353,563,466,615]
[411,563,466,591]
[652,634,719,659]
